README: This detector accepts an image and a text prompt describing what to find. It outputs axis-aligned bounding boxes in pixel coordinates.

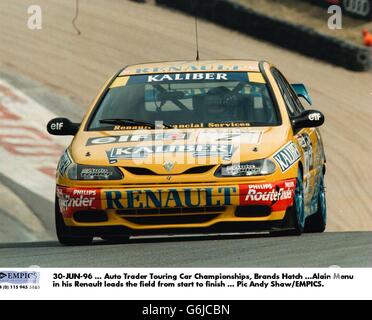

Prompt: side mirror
[292,110,325,130]
[47,118,80,136]
[292,83,312,105]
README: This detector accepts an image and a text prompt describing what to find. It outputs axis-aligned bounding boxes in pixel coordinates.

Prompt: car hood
[70,126,289,174]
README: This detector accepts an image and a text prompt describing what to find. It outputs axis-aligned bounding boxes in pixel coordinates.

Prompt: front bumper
[56,179,296,234]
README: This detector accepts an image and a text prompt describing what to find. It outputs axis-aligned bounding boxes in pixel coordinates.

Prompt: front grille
[235,206,271,218]
[124,167,156,175]
[73,210,108,223]
[123,165,215,176]
[117,206,226,216]
[182,165,215,174]
[124,214,219,225]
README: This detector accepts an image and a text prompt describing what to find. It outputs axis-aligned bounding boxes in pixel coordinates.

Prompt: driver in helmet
[204,86,239,122]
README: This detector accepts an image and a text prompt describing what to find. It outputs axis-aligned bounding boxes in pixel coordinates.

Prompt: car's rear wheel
[304,175,327,233]
[271,167,305,236]
[55,196,93,246]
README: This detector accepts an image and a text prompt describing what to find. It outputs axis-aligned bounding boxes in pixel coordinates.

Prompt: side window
[278,71,306,114]
[271,68,299,117]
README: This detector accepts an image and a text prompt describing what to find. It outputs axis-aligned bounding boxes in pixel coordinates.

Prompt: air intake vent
[183,165,215,174]
[123,214,219,225]
[124,167,156,175]
[73,210,108,223]
[235,206,271,218]
[124,165,215,175]
[117,206,226,216]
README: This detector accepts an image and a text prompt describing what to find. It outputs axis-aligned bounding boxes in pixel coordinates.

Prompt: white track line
[0,182,46,236]
[0,79,71,202]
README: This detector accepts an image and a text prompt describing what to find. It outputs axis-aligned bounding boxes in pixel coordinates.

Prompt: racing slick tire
[55,196,93,246]
[271,167,305,236]
[304,174,327,233]
[342,0,372,20]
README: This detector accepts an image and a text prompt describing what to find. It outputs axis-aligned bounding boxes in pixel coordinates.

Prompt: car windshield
[88,72,279,130]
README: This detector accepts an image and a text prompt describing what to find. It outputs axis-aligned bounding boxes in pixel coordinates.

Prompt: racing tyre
[271,168,305,236]
[55,196,93,246]
[304,175,327,233]
[342,0,372,20]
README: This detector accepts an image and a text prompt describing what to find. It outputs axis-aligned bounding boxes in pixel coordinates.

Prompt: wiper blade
[99,118,173,128]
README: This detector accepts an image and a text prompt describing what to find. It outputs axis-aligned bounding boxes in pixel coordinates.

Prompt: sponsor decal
[198,131,262,144]
[284,180,295,188]
[0,271,40,284]
[297,133,313,173]
[56,187,101,215]
[111,122,251,130]
[239,179,296,209]
[220,163,262,176]
[104,187,237,209]
[106,144,235,163]
[273,142,301,172]
[102,182,296,210]
[147,73,228,82]
[86,132,190,146]
[80,168,111,179]
[134,65,245,74]
[206,122,250,128]
[57,150,72,176]
[244,188,292,202]
[297,133,313,194]
[128,72,251,85]
[246,183,274,190]
[308,112,322,121]
[49,120,64,131]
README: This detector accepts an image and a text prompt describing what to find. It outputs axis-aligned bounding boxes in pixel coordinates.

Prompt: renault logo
[163,161,175,172]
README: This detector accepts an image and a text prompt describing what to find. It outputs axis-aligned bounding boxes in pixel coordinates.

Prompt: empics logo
[0,271,40,284]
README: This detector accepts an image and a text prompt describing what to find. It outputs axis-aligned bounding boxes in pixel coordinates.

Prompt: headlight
[215,159,276,177]
[67,164,123,180]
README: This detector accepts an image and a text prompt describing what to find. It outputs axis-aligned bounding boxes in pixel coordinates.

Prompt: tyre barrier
[156,0,372,71]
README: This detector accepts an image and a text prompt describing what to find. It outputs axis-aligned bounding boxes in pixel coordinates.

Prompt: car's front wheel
[55,196,93,246]
[304,175,327,233]
[271,167,305,236]
[292,167,306,234]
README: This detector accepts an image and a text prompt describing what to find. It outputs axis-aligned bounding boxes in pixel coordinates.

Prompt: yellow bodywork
[56,60,324,234]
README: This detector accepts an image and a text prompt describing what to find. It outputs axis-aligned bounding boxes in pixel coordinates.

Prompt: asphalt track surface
[1,232,372,267]
[0,0,371,267]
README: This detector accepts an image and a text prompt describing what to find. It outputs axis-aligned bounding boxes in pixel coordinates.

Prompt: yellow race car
[47,60,326,245]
